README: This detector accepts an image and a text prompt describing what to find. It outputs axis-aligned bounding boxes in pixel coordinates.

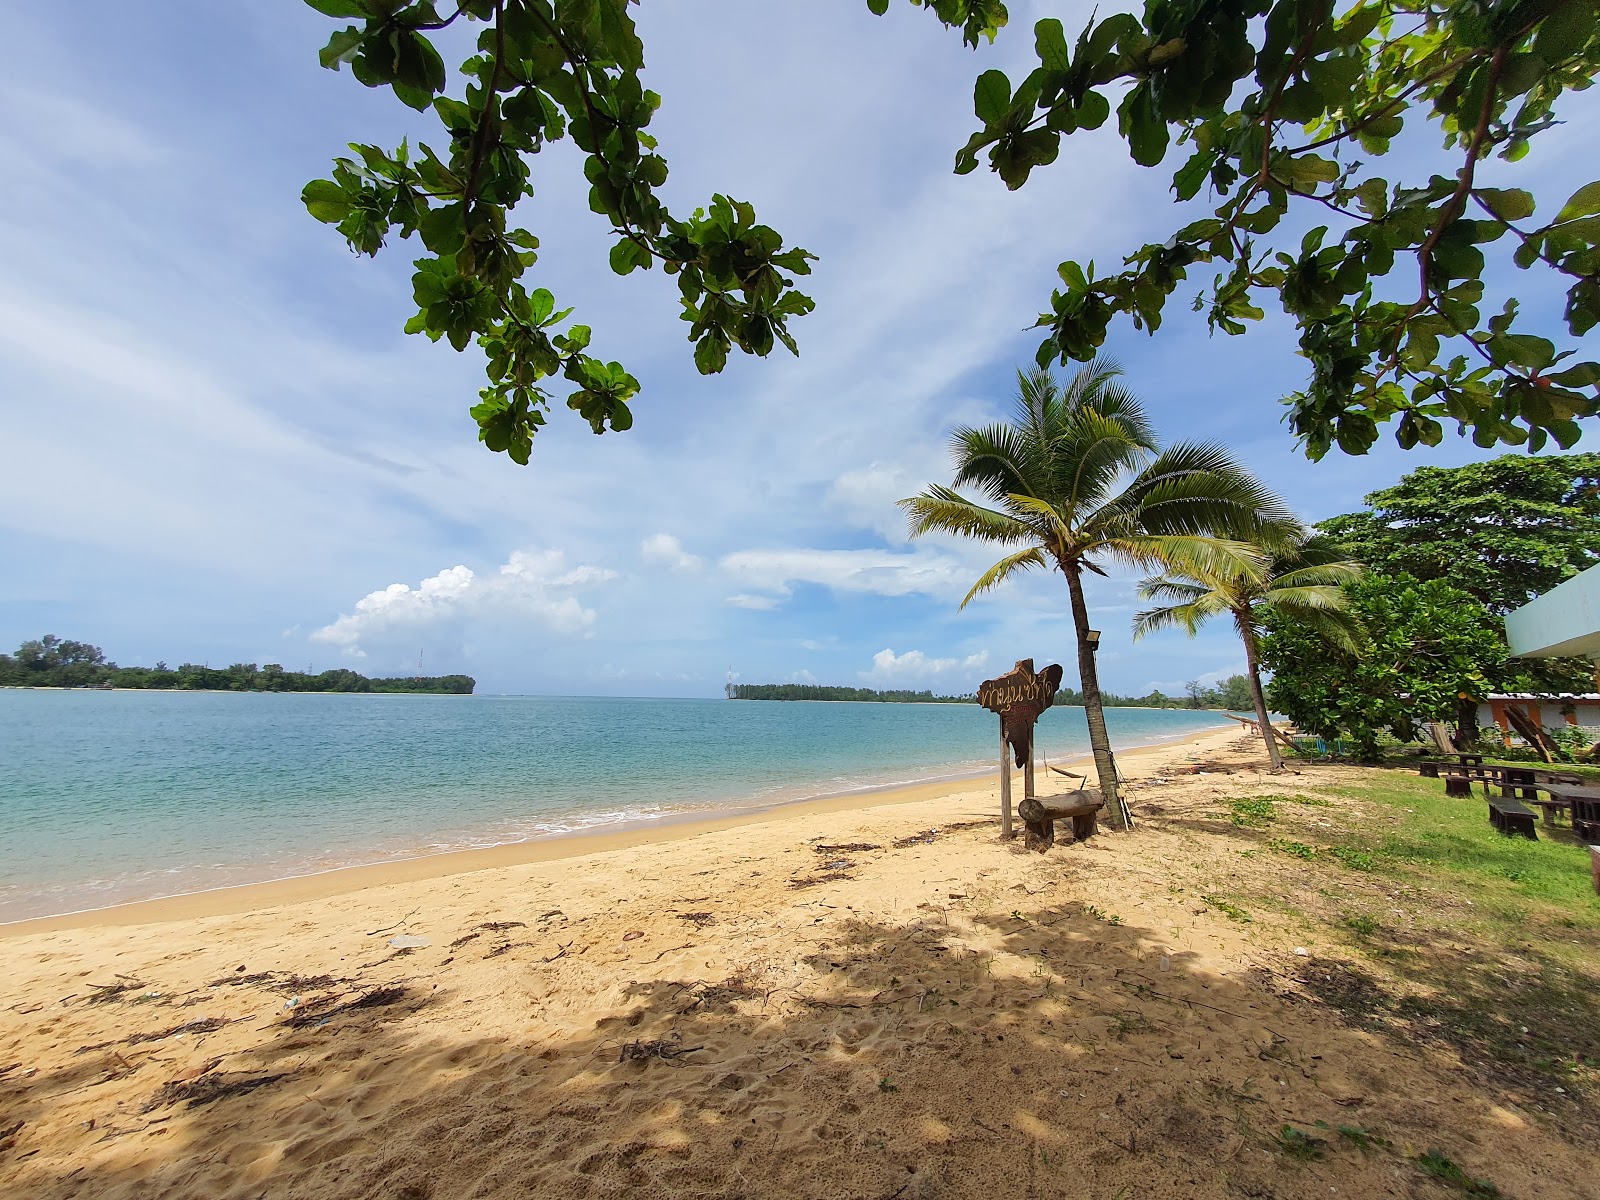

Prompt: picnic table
[1543,784,1600,842]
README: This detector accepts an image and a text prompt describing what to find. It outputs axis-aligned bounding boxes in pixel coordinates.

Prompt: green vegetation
[1270,1124,1325,1162]
[1200,894,1252,922]
[902,359,1288,826]
[1213,768,1600,1109]
[1136,528,1362,767]
[1318,452,1600,616]
[0,636,475,695]
[731,677,1258,709]
[302,1,1599,462]
[1228,795,1280,827]
[729,684,970,703]
[1258,454,1600,758]
[1261,572,1533,758]
[1415,1150,1502,1198]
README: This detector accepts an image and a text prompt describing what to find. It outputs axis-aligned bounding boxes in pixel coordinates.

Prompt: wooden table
[1544,784,1600,842]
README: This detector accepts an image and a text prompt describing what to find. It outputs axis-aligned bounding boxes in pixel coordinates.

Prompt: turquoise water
[0,691,1230,922]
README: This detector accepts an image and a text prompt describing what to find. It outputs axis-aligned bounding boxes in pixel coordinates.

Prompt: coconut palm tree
[900,360,1288,829]
[1133,530,1363,769]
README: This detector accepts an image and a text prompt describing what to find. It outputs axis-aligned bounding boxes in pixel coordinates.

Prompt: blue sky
[1,2,1594,697]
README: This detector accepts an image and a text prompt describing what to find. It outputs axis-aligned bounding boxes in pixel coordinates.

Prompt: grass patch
[1270,1124,1324,1161]
[1268,839,1317,860]
[1265,768,1600,1115]
[1415,1149,1500,1197]
[1200,894,1252,923]
[1336,1123,1389,1153]
[1228,796,1279,827]
[1327,844,1375,871]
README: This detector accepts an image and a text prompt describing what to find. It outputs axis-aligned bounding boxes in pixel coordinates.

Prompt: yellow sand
[0,728,1590,1198]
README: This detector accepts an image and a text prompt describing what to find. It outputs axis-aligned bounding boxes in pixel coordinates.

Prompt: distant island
[731,676,1255,710]
[0,635,475,695]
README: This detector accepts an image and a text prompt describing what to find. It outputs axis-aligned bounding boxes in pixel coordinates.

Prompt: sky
[1,1,1594,698]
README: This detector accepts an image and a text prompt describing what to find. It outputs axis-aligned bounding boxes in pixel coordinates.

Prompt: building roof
[1484,693,1600,701]
[1505,563,1600,658]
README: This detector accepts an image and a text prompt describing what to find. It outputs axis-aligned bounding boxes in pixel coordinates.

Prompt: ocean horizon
[0,690,1233,922]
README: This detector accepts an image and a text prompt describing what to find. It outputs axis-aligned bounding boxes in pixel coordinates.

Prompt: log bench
[1018,792,1104,853]
[1487,796,1538,840]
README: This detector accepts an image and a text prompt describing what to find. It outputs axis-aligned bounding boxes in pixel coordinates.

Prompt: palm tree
[901,360,1286,829]
[1133,529,1363,769]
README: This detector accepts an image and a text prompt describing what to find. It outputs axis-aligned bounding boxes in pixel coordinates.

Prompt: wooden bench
[1487,796,1538,840]
[1017,792,1104,853]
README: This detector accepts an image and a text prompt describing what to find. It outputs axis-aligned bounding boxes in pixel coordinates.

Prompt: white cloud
[311,549,617,656]
[720,547,973,604]
[640,533,702,572]
[724,593,780,611]
[860,647,990,686]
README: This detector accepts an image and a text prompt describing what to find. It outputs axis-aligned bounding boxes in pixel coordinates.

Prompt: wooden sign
[978,659,1063,767]
[977,657,1062,715]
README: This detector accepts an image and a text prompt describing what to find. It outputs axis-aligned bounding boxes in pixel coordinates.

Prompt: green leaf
[694,334,728,374]
[1534,1,1595,62]
[302,179,354,223]
[1120,83,1168,167]
[1035,18,1070,72]
[319,27,365,70]
[303,0,372,17]
[974,70,1012,126]
[1474,187,1535,223]
[865,0,889,13]
[1556,181,1600,224]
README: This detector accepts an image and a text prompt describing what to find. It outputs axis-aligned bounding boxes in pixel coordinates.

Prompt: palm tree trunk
[1238,617,1282,770]
[1063,562,1125,830]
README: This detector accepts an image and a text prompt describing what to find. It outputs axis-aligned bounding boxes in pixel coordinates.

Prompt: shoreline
[1,725,1236,937]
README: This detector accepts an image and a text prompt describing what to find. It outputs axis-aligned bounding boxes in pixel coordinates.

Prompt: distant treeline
[0,635,475,695]
[729,684,971,703]
[731,674,1255,711]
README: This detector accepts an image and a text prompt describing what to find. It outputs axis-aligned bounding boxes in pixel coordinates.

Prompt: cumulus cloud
[311,549,618,656]
[860,647,990,686]
[640,532,701,572]
[719,547,972,605]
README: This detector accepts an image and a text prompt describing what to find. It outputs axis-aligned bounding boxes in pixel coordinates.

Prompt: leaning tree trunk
[1237,616,1282,771]
[1063,562,1125,830]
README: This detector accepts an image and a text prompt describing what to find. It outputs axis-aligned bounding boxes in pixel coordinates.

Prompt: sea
[0,691,1232,923]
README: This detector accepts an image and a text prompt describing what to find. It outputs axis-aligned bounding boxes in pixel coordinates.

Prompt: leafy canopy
[1257,572,1560,757]
[1318,450,1600,613]
[307,0,1598,464]
[961,0,1600,458]
[300,0,1006,462]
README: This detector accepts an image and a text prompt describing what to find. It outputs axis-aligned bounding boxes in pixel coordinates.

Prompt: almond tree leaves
[953,0,1600,459]
[303,0,816,462]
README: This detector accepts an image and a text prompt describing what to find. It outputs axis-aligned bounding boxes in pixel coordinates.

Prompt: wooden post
[1024,730,1036,802]
[999,721,1013,839]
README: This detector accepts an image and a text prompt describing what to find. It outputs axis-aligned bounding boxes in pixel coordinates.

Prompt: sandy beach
[2,726,1594,1198]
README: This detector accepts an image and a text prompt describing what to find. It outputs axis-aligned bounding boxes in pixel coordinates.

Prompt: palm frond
[1005,493,1071,549]
[1261,584,1351,612]
[948,423,1047,506]
[1112,441,1296,539]
[1269,560,1364,590]
[1099,534,1268,581]
[1135,575,1213,604]
[960,547,1047,610]
[1132,598,1216,640]
[1269,605,1365,655]
[899,487,1034,545]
